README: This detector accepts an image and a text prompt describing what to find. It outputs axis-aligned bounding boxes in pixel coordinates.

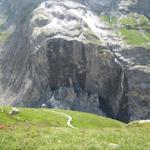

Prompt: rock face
[0,0,129,121]
[116,48,150,121]
[0,0,149,122]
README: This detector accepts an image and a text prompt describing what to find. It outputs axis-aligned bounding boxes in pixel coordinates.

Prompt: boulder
[9,108,20,115]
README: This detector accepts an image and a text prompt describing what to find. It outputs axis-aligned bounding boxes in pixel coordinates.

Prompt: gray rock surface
[116,47,150,120]
[9,107,20,115]
[0,0,149,122]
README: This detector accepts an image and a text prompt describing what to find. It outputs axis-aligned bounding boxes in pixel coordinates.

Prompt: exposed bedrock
[116,48,150,121]
[1,0,142,122]
[1,36,129,122]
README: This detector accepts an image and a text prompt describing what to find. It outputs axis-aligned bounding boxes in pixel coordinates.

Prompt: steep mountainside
[0,0,149,122]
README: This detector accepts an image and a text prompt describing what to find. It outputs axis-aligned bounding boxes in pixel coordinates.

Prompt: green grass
[0,107,150,150]
[139,15,150,25]
[0,107,67,127]
[0,107,122,128]
[0,126,150,150]
[57,109,123,128]
[100,13,150,47]
[120,29,150,46]
[100,15,117,28]
[145,32,150,40]
[119,17,137,26]
[119,13,150,27]
[126,121,150,128]
[0,31,10,43]
[119,14,150,46]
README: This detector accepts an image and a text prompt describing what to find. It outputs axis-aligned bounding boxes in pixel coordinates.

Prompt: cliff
[0,0,149,122]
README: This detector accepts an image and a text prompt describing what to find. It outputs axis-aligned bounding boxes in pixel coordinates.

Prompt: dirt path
[50,110,76,128]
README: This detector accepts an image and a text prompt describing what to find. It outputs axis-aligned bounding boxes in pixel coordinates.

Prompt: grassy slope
[0,107,123,128]
[56,109,123,128]
[100,13,150,47]
[119,14,150,46]
[120,29,150,45]
[0,107,67,127]
[0,107,150,150]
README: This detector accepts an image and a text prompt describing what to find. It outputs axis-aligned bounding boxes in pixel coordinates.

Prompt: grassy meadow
[0,107,150,150]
